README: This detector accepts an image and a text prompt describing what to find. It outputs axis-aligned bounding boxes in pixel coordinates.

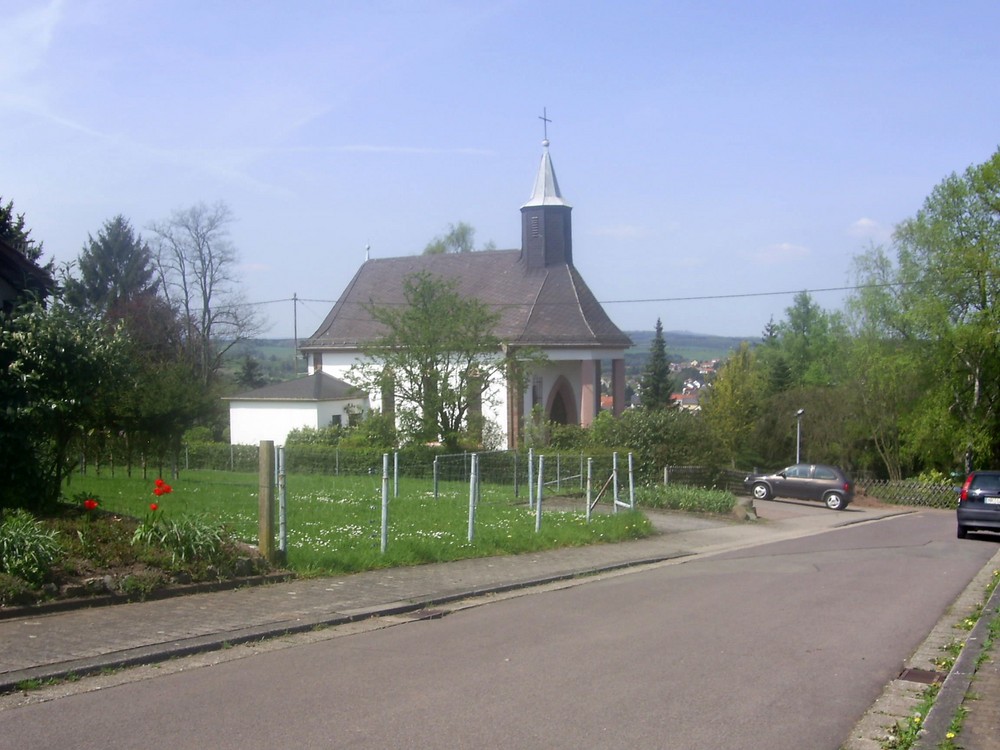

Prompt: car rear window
[814,467,836,480]
[971,473,1000,492]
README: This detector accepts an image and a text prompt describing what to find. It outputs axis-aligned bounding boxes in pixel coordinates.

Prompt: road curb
[0,551,690,694]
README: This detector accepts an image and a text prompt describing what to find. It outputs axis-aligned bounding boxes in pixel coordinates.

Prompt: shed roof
[224,371,363,402]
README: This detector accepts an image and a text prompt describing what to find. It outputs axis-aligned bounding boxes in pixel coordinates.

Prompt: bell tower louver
[520,139,572,270]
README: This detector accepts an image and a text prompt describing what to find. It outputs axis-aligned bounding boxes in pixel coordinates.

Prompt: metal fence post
[381,453,389,554]
[628,452,635,510]
[433,455,439,499]
[535,454,544,532]
[527,447,535,510]
[468,453,478,542]
[277,445,287,563]
[586,458,593,523]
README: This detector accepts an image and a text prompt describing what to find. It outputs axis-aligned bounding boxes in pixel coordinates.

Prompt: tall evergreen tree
[64,215,158,316]
[639,318,673,410]
[0,197,43,262]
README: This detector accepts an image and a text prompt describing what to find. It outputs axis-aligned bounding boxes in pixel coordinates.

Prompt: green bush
[0,572,37,606]
[634,484,737,515]
[0,509,65,586]
[132,515,228,566]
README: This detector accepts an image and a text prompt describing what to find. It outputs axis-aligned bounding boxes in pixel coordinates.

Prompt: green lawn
[64,469,653,575]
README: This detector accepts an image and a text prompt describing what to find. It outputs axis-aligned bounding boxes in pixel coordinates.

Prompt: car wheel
[957,525,969,540]
[824,493,847,511]
[751,482,771,501]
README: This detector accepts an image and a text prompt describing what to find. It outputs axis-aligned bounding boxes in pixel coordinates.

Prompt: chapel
[300,139,632,448]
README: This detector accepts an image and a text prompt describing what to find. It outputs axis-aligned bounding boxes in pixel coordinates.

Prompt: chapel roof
[302,250,631,351]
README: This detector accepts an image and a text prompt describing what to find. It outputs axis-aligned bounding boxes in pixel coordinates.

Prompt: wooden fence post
[259,440,276,563]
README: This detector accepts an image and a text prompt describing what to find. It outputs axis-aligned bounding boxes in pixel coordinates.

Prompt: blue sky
[3,0,999,340]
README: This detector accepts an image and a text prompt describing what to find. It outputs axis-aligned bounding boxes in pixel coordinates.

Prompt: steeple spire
[520,122,573,269]
[523,110,571,209]
[522,142,571,208]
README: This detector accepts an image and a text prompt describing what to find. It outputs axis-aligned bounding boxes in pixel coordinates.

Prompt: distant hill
[625,330,753,363]
[228,332,755,386]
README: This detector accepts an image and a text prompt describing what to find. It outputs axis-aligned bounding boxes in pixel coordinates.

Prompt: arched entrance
[546,375,578,426]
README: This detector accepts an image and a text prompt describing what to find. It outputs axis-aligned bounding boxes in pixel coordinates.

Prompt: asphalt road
[3,506,996,749]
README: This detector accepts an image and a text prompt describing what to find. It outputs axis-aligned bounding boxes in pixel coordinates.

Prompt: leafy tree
[638,318,673,410]
[850,147,1000,471]
[148,201,262,387]
[350,271,539,450]
[64,215,158,315]
[62,215,208,471]
[773,291,848,387]
[423,222,496,254]
[700,342,763,467]
[0,197,43,262]
[0,300,129,509]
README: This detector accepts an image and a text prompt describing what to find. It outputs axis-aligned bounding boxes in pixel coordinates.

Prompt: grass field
[63,469,653,575]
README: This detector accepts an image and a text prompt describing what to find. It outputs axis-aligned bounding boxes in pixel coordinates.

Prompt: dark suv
[744,463,854,510]
[957,471,1000,539]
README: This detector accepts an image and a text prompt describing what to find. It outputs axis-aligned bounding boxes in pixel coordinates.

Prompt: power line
[240,282,900,311]
[600,283,898,305]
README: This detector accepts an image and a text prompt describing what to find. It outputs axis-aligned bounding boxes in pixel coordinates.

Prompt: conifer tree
[639,318,673,410]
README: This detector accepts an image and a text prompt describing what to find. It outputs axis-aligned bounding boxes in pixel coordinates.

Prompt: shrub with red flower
[149,503,158,511]
[153,478,173,497]
[83,498,99,511]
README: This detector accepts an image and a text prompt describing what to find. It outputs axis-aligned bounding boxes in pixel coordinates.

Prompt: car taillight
[842,482,850,492]
[960,475,974,502]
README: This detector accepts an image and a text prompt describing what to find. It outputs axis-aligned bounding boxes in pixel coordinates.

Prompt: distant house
[672,391,701,412]
[0,236,52,313]
[300,140,632,448]
[225,370,369,446]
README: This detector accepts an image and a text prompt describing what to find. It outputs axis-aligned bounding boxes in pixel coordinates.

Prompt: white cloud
[847,217,891,242]
[0,0,65,84]
[748,242,810,264]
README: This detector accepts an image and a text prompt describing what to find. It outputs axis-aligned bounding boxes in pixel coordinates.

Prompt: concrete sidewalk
[1,503,997,749]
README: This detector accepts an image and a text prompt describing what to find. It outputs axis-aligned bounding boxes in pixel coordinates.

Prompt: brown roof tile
[303,250,631,351]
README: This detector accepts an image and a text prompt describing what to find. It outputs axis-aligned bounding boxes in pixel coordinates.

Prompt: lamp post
[795,409,805,463]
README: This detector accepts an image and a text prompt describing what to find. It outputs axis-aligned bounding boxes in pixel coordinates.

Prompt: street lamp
[795,409,805,463]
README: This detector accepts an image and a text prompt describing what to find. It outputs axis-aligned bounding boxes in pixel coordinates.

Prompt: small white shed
[225,371,369,446]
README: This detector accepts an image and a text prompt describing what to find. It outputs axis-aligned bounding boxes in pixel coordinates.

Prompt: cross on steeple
[538,107,552,144]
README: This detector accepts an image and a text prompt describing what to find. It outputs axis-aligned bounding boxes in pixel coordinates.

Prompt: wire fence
[80,442,963,510]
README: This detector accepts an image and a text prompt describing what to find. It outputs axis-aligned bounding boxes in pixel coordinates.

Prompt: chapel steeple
[520,136,573,270]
